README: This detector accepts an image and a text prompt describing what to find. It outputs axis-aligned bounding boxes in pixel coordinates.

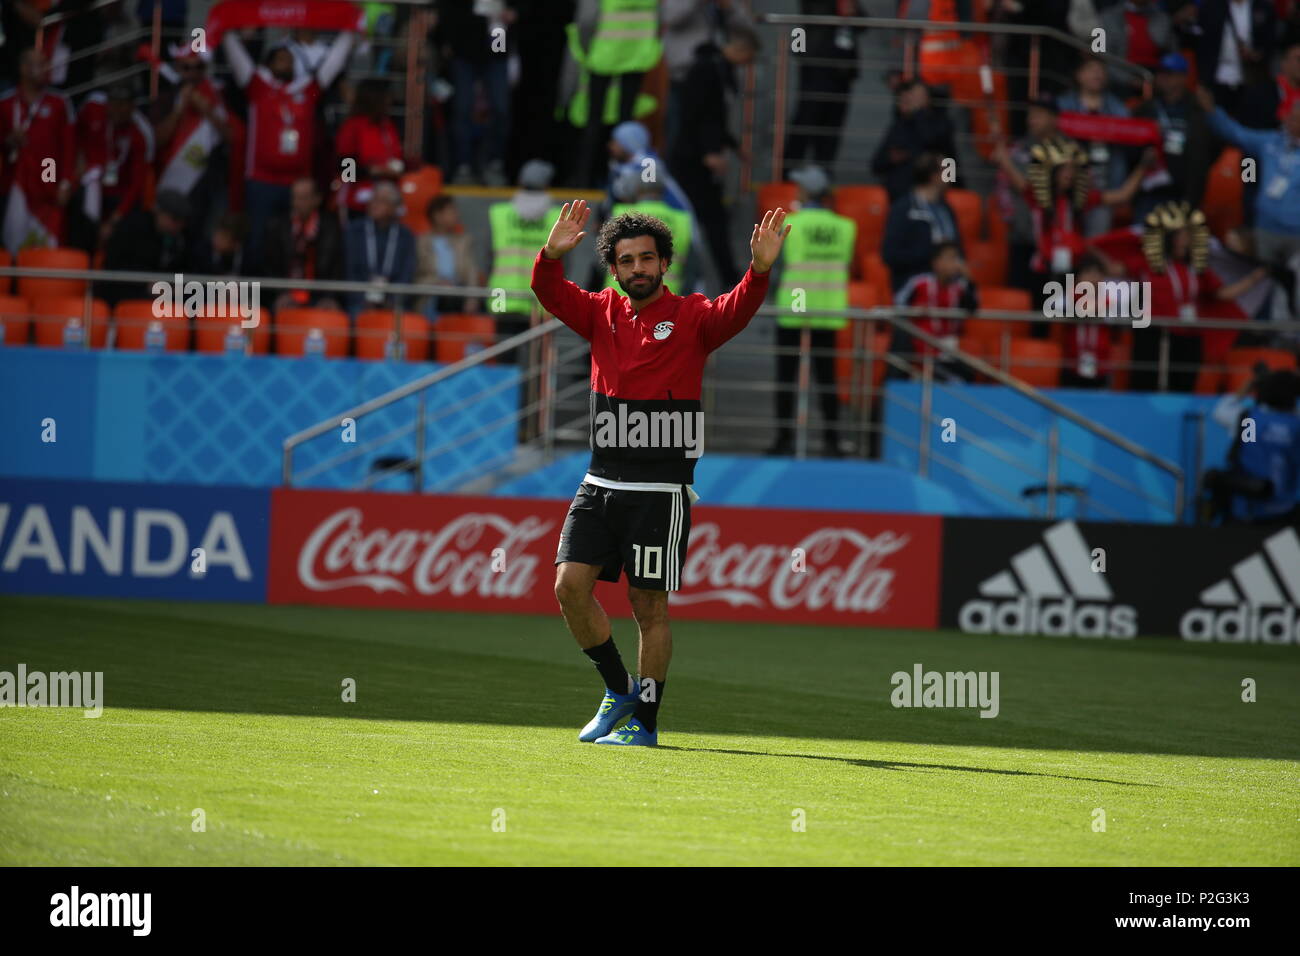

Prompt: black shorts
[555,481,692,591]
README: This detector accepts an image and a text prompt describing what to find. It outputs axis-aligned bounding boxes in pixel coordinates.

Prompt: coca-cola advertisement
[267,489,942,628]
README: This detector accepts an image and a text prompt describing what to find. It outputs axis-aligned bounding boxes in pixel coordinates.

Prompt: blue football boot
[578,686,639,742]
[594,718,658,746]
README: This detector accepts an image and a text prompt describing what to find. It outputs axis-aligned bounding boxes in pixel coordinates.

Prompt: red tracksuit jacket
[530,250,770,483]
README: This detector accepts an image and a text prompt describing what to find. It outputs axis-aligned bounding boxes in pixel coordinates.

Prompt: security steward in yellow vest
[570,0,662,186]
[767,165,857,457]
[487,159,563,356]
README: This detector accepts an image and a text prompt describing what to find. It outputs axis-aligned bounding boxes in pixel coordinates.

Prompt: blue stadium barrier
[0,349,519,490]
[492,450,967,513]
[881,382,1234,523]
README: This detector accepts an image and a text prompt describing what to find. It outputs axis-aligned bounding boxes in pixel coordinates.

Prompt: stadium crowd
[0,0,1297,399]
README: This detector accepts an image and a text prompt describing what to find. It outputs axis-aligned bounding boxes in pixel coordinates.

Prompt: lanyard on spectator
[1167,263,1197,306]
[9,93,45,161]
[365,219,398,277]
[106,121,129,172]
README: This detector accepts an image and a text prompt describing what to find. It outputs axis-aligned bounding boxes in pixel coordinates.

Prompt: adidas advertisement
[940,518,1300,643]
[1179,526,1300,644]
[943,520,1137,638]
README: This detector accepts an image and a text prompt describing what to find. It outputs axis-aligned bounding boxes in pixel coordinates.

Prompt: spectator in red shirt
[222,27,356,270]
[0,47,76,254]
[1059,255,1116,389]
[892,241,979,382]
[74,83,154,250]
[1093,201,1269,391]
[335,78,404,220]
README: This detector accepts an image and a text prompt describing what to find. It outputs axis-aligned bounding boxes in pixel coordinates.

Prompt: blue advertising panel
[0,478,270,601]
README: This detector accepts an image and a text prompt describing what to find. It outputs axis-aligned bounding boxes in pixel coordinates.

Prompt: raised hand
[751,207,791,274]
[543,200,591,259]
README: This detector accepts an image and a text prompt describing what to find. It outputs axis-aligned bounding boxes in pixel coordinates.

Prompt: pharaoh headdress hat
[1026,136,1091,210]
[1142,200,1209,273]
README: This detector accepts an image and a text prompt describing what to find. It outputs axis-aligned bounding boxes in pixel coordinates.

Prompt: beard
[617,272,663,298]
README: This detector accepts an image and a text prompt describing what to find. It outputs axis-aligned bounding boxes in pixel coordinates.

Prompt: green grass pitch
[1,594,1297,866]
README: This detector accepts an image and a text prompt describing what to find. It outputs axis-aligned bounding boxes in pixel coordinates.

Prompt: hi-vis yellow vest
[776,207,856,330]
[562,0,661,127]
[587,0,661,74]
[603,200,692,294]
[488,201,562,316]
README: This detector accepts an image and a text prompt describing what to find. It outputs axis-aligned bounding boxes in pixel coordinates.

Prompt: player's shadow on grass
[654,746,1154,788]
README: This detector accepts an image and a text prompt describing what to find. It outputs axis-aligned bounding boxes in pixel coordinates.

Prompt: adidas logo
[958,520,1137,638]
[1180,527,1300,644]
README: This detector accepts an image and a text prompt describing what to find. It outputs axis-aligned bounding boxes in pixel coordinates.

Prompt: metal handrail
[884,307,1186,517]
[0,266,533,306]
[6,265,1294,333]
[39,0,125,28]
[280,317,560,484]
[0,264,1255,518]
[759,11,1153,184]
[758,13,1153,88]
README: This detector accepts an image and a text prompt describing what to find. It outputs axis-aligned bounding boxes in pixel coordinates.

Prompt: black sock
[634,678,665,732]
[583,637,631,695]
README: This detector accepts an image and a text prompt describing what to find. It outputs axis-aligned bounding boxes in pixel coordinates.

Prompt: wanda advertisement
[268,489,942,628]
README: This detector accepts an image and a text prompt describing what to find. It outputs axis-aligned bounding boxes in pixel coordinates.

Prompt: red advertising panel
[268,488,942,628]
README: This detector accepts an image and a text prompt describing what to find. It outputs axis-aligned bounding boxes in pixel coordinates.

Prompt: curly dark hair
[596,212,674,266]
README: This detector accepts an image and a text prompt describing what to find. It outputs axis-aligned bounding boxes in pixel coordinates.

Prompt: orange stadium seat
[400,165,444,236]
[112,300,189,351]
[958,333,990,361]
[30,296,109,348]
[194,306,272,354]
[1204,147,1244,238]
[963,316,1029,361]
[17,247,89,300]
[835,323,891,404]
[1008,338,1062,388]
[1223,347,1298,392]
[832,185,889,261]
[434,314,495,363]
[967,240,1008,287]
[978,286,1032,316]
[757,182,799,217]
[275,307,351,357]
[0,294,30,345]
[848,281,883,311]
[1108,335,1132,390]
[0,249,11,294]
[945,189,983,248]
[355,310,431,361]
[837,282,886,401]
[860,252,892,294]
[972,288,1033,357]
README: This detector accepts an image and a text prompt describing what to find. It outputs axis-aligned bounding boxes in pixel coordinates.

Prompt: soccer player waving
[531,199,789,746]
